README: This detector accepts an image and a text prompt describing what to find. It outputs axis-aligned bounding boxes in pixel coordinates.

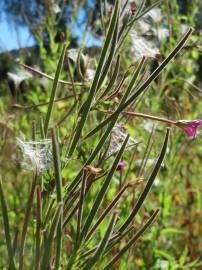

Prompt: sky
[72,8,102,48]
[0,2,102,53]
[0,12,36,52]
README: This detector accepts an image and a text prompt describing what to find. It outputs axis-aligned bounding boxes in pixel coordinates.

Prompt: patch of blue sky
[87,0,96,9]
[0,12,36,52]
[0,0,101,52]
[71,7,102,48]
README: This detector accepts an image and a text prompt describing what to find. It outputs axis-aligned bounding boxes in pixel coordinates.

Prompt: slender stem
[32,120,36,142]
[119,129,169,233]
[40,117,45,139]
[56,101,77,127]
[67,0,120,158]
[97,109,177,125]
[82,28,192,142]
[137,125,155,177]
[19,171,38,270]
[40,203,63,270]
[0,178,16,270]
[76,171,87,248]
[51,128,63,270]
[66,57,78,100]
[82,212,118,270]
[19,63,85,86]
[44,44,67,136]
[85,183,129,241]
[12,94,78,110]
[35,186,41,270]
[119,170,122,190]
[102,209,160,270]
[104,75,127,101]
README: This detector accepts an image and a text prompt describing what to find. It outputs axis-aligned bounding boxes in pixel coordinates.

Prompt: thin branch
[20,63,85,86]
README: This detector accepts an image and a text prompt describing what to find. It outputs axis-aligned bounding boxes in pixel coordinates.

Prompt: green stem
[51,128,63,270]
[19,172,38,270]
[35,186,41,270]
[44,44,67,137]
[102,209,160,270]
[0,177,16,270]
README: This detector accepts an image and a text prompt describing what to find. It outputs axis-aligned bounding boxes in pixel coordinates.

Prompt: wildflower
[116,162,127,171]
[176,120,202,139]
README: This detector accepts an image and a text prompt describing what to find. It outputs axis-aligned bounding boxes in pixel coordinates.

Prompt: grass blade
[83,28,192,141]
[67,0,120,158]
[76,170,87,248]
[41,203,63,270]
[35,186,42,270]
[81,225,135,259]
[82,212,118,270]
[51,128,63,270]
[96,11,120,91]
[102,209,159,270]
[51,128,63,202]
[80,135,129,241]
[119,128,169,233]
[0,177,16,270]
[97,54,120,101]
[85,183,132,241]
[83,57,146,141]
[44,44,67,136]
[19,172,38,270]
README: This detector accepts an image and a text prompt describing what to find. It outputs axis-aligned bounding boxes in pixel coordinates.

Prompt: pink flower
[116,162,127,171]
[176,120,202,139]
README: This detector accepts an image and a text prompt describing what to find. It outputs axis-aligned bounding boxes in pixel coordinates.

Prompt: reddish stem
[99,109,177,125]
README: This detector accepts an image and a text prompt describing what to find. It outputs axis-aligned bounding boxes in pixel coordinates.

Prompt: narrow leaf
[83,28,192,141]
[80,135,129,241]
[98,54,121,101]
[83,56,146,140]
[67,0,120,158]
[0,178,16,270]
[76,171,87,248]
[51,128,63,270]
[19,172,38,270]
[41,203,63,269]
[96,11,120,91]
[85,183,130,241]
[102,209,159,270]
[82,212,118,270]
[35,186,41,270]
[119,128,169,233]
[51,128,63,202]
[44,44,67,136]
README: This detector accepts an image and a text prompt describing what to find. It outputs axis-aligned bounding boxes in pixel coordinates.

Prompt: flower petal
[176,119,202,139]
[116,162,127,171]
